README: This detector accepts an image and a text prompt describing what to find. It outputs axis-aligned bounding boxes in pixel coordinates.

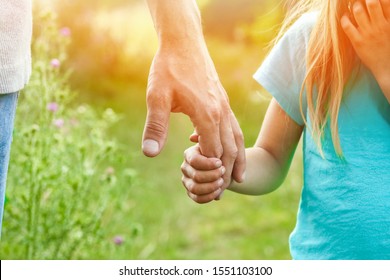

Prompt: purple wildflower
[53,119,65,128]
[59,27,71,37]
[50,58,61,68]
[47,102,59,113]
[113,235,124,246]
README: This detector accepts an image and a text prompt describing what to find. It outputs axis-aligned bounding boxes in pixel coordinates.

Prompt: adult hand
[142,44,246,185]
[143,0,246,185]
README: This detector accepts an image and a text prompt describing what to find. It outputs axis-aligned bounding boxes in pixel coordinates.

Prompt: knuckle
[189,193,203,204]
[193,171,203,182]
[183,148,191,161]
[146,88,157,104]
[211,169,222,181]
[145,120,166,137]
[366,0,377,7]
[210,181,222,192]
[192,185,205,196]
[235,129,244,145]
[187,181,195,192]
[221,102,232,114]
[180,162,187,173]
[192,99,221,123]
[187,191,197,202]
[182,177,195,192]
[216,147,224,159]
[207,107,221,123]
[188,154,197,166]
[146,90,170,108]
[353,3,363,13]
[181,175,186,185]
[229,147,239,160]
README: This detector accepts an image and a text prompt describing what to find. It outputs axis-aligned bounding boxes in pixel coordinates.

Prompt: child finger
[182,176,224,196]
[189,132,199,143]
[353,1,371,30]
[186,187,223,204]
[381,0,390,19]
[341,15,361,42]
[184,146,222,170]
[181,161,225,183]
[366,0,386,25]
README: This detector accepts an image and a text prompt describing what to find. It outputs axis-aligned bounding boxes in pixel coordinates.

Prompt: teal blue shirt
[254,12,390,260]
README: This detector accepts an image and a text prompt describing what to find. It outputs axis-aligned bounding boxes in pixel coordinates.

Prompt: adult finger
[192,101,223,159]
[219,111,237,190]
[366,0,386,25]
[182,175,223,196]
[230,110,246,183]
[353,1,371,30]
[142,90,171,157]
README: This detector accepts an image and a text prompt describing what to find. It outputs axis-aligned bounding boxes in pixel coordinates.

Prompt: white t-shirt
[0,0,32,93]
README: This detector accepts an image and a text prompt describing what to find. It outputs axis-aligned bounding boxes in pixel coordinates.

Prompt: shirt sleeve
[253,13,317,126]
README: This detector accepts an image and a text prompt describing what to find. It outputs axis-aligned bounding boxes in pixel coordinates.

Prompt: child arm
[228,98,303,195]
[181,98,303,203]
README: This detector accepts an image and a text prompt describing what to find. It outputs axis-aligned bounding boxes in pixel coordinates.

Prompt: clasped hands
[142,43,245,203]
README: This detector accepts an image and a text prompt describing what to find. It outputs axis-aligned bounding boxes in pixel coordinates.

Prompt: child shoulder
[295,11,318,28]
[288,11,319,39]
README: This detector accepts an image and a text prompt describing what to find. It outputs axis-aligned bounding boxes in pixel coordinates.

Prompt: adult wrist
[147,0,204,49]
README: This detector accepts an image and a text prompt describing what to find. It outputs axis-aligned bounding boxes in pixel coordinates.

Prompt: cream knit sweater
[0,0,32,93]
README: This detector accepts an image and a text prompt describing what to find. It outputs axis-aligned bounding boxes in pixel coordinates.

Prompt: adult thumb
[142,104,170,157]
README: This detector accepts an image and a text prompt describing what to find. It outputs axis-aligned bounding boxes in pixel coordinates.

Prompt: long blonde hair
[275,0,355,156]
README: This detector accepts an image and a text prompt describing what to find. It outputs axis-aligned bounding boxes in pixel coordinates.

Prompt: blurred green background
[2,0,303,259]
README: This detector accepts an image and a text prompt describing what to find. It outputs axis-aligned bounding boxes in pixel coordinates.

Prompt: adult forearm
[145,0,204,48]
[228,147,285,196]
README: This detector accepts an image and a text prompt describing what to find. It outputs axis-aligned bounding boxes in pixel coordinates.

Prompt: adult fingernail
[221,166,226,175]
[142,139,159,157]
[215,160,222,168]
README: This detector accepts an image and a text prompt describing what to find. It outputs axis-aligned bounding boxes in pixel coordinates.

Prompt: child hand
[181,144,226,203]
[341,0,390,82]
